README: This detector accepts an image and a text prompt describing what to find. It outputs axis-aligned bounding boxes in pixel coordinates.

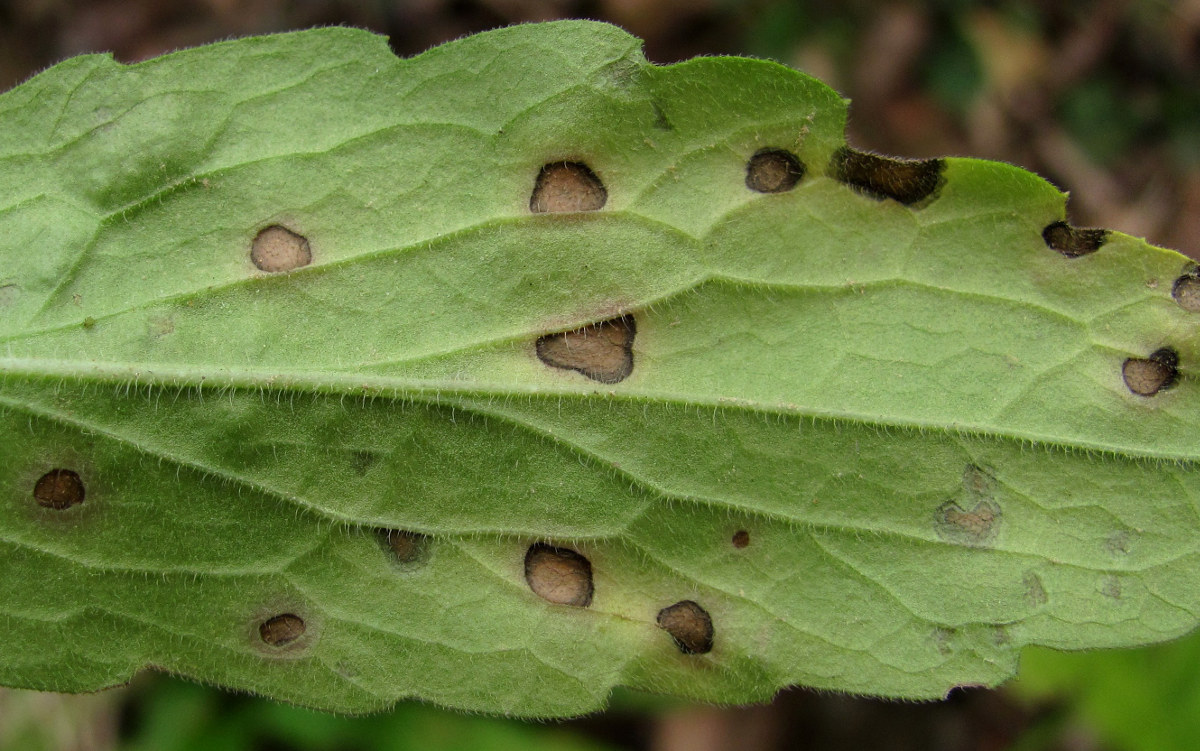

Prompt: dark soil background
[0,1,1196,750]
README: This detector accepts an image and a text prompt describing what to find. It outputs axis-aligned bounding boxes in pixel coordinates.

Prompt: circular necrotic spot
[259,613,306,647]
[250,225,312,273]
[745,149,804,193]
[657,600,714,655]
[1122,347,1180,396]
[1173,270,1200,312]
[524,543,593,607]
[377,528,430,567]
[1042,221,1109,258]
[731,530,750,549]
[529,162,607,213]
[33,469,85,510]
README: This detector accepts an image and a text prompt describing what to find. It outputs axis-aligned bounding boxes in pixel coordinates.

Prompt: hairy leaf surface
[1,22,1198,716]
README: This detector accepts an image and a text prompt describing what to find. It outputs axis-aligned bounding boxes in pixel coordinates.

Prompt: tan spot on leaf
[1172,269,1200,312]
[524,543,593,607]
[1122,347,1179,396]
[259,613,305,647]
[536,315,635,384]
[251,225,312,272]
[935,500,1001,546]
[529,162,607,213]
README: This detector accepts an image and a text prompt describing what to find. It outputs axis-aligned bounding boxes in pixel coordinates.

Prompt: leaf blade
[1,21,1197,716]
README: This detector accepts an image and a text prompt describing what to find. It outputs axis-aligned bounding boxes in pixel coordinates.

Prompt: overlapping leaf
[0,21,1197,716]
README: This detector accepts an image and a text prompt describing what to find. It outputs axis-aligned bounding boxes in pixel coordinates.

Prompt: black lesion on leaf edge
[1042,221,1110,258]
[830,146,945,205]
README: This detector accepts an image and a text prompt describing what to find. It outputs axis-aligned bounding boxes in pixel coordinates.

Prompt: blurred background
[1,1,1198,749]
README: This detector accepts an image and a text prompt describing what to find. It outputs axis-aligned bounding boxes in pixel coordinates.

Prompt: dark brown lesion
[831,147,944,205]
[1042,221,1109,258]
[259,613,306,647]
[529,162,607,213]
[524,543,594,608]
[1122,347,1180,396]
[657,600,714,655]
[1173,268,1200,312]
[536,314,635,384]
[33,468,85,510]
[745,149,805,193]
[376,528,430,567]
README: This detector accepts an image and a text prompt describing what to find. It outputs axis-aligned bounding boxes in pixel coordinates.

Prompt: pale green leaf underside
[0,22,1197,716]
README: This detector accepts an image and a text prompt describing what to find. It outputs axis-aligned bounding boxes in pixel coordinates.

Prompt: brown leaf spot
[251,225,312,273]
[524,543,593,607]
[1101,575,1122,600]
[377,528,430,567]
[529,162,607,213]
[831,147,944,205]
[745,149,804,193]
[259,613,305,647]
[536,315,635,384]
[1105,530,1131,556]
[657,600,713,655]
[1122,347,1179,396]
[731,530,750,549]
[1173,269,1200,312]
[33,469,85,510]
[961,464,995,497]
[1042,221,1109,258]
[935,499,1001,547]
[1023,572,1048,607]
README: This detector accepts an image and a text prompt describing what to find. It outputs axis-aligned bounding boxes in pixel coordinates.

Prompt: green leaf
[1013,636,1200,751]
[1,21,1197,717]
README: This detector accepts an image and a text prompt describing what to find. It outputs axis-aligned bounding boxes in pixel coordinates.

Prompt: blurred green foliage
[1013,632,1200,751]
[118,676,619,751]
